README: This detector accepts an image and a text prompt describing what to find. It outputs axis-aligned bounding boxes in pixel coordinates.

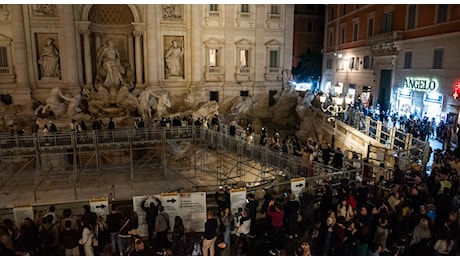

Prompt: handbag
[297,213,303,222]
[92,237,99,247]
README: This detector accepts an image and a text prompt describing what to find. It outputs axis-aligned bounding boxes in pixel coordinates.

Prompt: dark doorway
[378,70,392,112]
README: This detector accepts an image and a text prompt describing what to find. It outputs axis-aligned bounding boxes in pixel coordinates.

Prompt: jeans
[110,232,118,253]
[323,231,332,256]
[118,236,131,256]
[223,225,231,246]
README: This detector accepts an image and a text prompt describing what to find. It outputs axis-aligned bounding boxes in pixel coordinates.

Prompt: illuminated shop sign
[403,77,438,91]
[423,92,443,104]
[398,88,412,99]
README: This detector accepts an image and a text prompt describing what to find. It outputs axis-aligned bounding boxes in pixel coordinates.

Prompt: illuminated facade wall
[321,4,460,123]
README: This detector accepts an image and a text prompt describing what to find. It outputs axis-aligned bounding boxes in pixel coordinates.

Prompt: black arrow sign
[167,198,177,203]
[96,204,106,209]
[296,183,304,188]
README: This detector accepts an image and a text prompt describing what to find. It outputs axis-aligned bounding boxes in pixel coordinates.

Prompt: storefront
[397,88,413,117]
[423,92,443,122]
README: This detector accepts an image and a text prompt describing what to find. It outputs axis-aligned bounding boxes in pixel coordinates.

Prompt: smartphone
[284,192,288,197]
[245,199,249,203]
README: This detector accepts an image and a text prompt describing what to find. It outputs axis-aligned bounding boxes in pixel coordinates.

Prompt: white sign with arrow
[89,197,109,216]
[161,192,180,229]
[291,177,306,201]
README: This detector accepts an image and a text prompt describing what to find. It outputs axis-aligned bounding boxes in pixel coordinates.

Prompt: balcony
[208,11,220,17]
[366,31,403,46]
[0,67,15,83]
[239,12,251,19]
[268,14,281,20]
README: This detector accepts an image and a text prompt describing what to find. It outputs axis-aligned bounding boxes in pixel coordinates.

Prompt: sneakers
[269,250,277,256]
[294,234,298,238]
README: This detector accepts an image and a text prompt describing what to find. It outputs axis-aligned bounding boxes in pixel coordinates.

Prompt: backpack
[40,224,55,246]
[191,242,202,256]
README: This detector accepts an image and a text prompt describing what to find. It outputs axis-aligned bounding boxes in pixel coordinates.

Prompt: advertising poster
[161,192,180,229]
[179,192,207,233]
[291,177,306,201]
[230,187,247,216]
[89,198,109,216]
[133,195,161,238]
[13,203,34,227]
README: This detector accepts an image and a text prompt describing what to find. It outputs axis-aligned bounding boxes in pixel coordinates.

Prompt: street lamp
[319,84,353,148]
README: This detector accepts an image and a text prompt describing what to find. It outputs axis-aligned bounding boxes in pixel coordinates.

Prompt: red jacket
[266,205,284,228]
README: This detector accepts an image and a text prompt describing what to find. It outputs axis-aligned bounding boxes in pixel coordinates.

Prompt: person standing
[266,200,285,256]
[79,221,95,256]
[106,204,122,255]
[60,220,80,256]
[154,205,170,253]
[141,196,161,246]
[202,209,218,256]
[220,207,234,248]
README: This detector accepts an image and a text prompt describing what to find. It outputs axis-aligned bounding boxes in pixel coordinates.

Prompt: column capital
[133,31,143,37]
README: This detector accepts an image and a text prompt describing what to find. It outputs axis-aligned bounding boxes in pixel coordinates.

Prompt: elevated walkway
[0,111,430,217]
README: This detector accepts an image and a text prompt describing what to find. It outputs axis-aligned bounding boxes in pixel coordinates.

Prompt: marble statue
[153,92,172,118]
[59,92,82,118]
[38,38,60,78]
[34,87,67,117]
[164,40,184,78]
[138,87,157,119]
[96,39,125,104]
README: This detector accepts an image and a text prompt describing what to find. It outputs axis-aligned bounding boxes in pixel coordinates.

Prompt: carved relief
[162,5,182,19]
[33,4,57,16]
[0,5,10,21]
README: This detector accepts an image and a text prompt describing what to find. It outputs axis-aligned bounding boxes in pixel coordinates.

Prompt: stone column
[81,30,93,86]
[145,5,160,84]
[60,5,79,84]
[125,33,133,72]
[133,31,143,85]
[10,5,29,84]
[190,5,202,83]
[95,33,102,51]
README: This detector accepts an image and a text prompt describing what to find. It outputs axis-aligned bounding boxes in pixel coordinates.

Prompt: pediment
[265,39,282,46]
[235,38,254,47]
[204,37,224,47]
[0,34,12,43]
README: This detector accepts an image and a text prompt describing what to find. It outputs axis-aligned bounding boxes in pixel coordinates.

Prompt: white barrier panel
[13,203,34,226]
[179,192,207,233]
[161,192,180,230]
[230,187,247,215]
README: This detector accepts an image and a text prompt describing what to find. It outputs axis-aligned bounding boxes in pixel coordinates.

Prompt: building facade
[0,4,294,118]
[321,4,460,124]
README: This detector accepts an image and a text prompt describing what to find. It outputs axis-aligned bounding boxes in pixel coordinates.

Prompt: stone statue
[164,40,184,78]
[138,87,157,119]
[96,39,125,104]
[153,93,172,118]
[38,38,60,79]
[59,92,82,118]
[34,87,67,117]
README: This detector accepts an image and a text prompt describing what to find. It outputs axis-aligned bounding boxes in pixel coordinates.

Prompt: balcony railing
[366,31,403,46]
[239,12,251,19]
[268,14,281,20]
[208,11,220,17]
[0,67,12,74]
